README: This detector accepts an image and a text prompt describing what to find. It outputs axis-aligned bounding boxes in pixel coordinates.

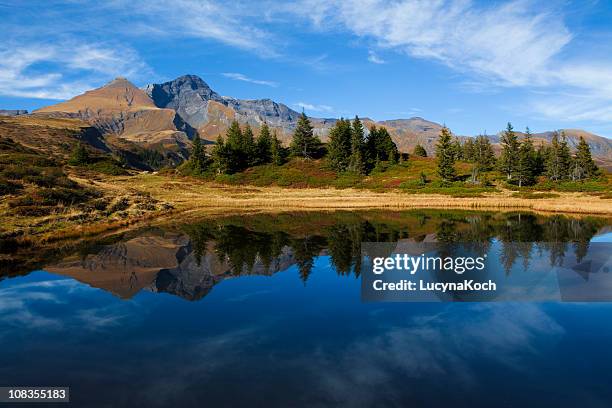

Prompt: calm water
[1,211,612,407]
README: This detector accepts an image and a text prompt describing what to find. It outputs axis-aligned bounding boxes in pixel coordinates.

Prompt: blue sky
[1,0,612,137]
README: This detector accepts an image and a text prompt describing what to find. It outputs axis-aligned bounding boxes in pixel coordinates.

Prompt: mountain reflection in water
[32,211,611,301]
[1,211,612,407]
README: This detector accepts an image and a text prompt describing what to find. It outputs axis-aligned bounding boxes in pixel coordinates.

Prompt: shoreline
[2,173,611,244]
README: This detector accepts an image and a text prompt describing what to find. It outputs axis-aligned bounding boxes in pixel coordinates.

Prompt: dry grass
[115,174,612,216]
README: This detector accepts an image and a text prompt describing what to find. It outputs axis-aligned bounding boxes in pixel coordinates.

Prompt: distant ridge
[26,74,612,170]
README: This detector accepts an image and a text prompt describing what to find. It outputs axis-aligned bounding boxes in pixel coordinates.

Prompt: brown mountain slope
[34,78,190,145]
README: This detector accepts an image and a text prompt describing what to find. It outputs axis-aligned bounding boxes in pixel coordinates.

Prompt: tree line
[187,112,399,176]
[435,123,600,185]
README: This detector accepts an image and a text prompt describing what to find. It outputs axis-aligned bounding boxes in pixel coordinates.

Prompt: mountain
[0,109,27,116]
[28,74,612,169]
[34,77,191,158]
[145,74,303,140]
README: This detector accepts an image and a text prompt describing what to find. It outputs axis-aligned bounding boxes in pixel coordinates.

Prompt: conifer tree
[436,126,456,182]
[242,124,257,166]
[189,134,208,174]
[270,130,285,166]
[290,112,320,158]
[545,131,564,181]
[499,122,520,180]
[516,129,536,187]
[348,116,365,174]
[463,138,475,162]
[255,122,273,165]
[534,142,546,176]
[326,118,352,172]
[413,144,427,157]
[68,142,90,165]
[452,138,463,160]
[558,131,572,180]
[572,136,598,180]
[212,135,231,174]
[468,135,496,183]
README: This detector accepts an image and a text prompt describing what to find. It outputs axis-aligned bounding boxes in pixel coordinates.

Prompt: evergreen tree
[212,135,231,174]
[270,130,286,166]
[516,129,536,187]
[290,112,320,159]
[467,135,496,183]
[68,142,90,165]
[545,131,565,181]
[499,122,520,180]
[452,138,463,160]
[242,124,257,166]
[463,138,475,162]
[413,144,427,157]
[559,131,572,180]
[255,122,273,165]
[474,135,496,170]
[436,126,456,181]
[326,118,352,172]
[189,134,208,174]
[534,142,546,176]
[378,127,399,164]
[223,121,248,173]
[572,136,598,180]
[348,116,365,174]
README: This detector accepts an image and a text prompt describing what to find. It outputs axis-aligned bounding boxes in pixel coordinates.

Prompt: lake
[1,210,612,407]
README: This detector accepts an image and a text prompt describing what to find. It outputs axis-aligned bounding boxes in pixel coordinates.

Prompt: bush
[87,159,129,175]
[0,178,21,196]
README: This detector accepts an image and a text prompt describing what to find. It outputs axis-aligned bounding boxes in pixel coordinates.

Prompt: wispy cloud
[105,0,280,58]
[0,42,151,99]
[367,50,385,64]
[295,101,334,113]
[292,0,612,128]
[222,72,278,87]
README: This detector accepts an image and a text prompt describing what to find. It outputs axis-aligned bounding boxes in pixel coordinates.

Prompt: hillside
[33,78,192,160]
[18,74,612,171]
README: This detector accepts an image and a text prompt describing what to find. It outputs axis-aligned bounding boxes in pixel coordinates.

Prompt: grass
[511,192,561,199]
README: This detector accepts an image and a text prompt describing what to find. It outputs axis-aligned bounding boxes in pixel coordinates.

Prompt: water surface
[1,211,612,407]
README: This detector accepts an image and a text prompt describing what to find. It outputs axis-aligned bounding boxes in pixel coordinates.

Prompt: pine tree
[452,138,463,160]
[255,122,273,165]
[413,144,427,157]
[469,135,496,183]
[436,126,456,182]
[326,118,352,172]
[223,121,247,173]
[212,135,231,174]
[270,130,285,166]
[559,131,572,180]
[463,138,475,162]
[499,122,520,180]
[545,131,564,181]
[516,129,536,187]
[572,136,598,180]
[189,134,208,174]
[348,116,365,174]
[534,142,546,176]
[290,112,320,159]
[242,124,257,167]
[68,142,90,165]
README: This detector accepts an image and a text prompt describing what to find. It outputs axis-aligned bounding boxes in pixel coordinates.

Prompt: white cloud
[222,72,278,87]
[367,50,385,64]
[293,0,612,130]
[103,0,279,57]
[297,0,571,86]
[0,42,151,99]
[295,101,335,113]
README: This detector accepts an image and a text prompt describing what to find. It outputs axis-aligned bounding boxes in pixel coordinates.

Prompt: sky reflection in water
[1,211,612,407]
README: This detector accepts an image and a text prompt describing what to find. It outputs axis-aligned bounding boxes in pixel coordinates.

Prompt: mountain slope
[30,74,612,168]
[34,78,192,158]
[145,74,302,140]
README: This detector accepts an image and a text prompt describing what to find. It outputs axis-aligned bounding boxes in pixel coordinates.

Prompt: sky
[1,0,612,137]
